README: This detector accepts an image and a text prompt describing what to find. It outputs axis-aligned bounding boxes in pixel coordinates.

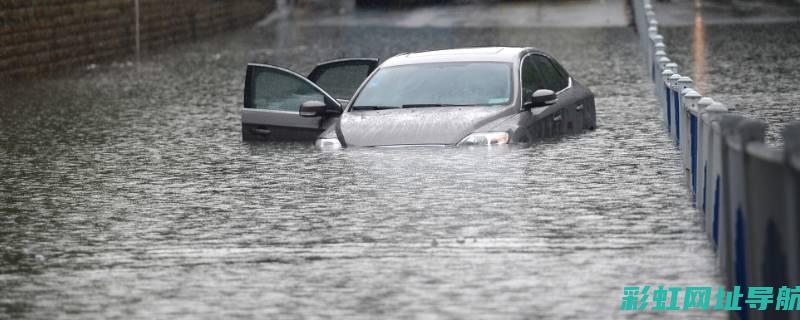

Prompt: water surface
[0,4,725,319]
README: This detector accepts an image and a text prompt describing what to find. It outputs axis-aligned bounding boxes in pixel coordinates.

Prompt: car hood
[338,107,510,147]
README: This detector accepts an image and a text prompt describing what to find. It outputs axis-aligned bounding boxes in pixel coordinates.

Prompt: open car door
[242,59,378,141]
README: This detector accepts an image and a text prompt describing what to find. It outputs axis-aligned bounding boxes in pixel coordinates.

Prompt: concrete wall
[0,0,274,79]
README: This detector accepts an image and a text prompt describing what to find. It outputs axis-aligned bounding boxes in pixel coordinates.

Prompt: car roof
[380,47,537,68]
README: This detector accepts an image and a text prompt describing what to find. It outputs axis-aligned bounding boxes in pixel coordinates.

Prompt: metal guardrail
[633,0,800,318]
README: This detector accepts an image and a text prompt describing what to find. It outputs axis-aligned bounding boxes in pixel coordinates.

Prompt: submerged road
[0,1,738,318]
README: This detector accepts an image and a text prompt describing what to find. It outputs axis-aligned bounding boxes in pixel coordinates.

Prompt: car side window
[250,67,325,111]
[529,55,568,92]
[549,58,570,82]
[312,64,371,100]
[521,56,543,101]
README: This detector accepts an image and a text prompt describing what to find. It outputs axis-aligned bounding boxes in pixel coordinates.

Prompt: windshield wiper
[401,103,477,108]
[351,105,400,110]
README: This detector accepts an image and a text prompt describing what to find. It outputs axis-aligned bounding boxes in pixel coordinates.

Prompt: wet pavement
[4,0,784,318]
[305,0,630,28]
[654,0,800,145]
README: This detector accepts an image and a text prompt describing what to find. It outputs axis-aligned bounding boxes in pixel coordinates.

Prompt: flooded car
[241,47,596,148]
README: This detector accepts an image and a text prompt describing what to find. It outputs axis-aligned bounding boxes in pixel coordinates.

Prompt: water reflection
[692,0,706,94]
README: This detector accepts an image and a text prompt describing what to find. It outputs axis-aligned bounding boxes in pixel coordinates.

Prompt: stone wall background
[0,0,273,78]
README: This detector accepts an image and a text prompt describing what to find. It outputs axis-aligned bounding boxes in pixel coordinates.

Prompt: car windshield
[351,62,512,109]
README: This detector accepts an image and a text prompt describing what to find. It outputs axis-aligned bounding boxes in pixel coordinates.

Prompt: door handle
[576,104,584,111]
[553,115,562,122]
[252,128,272,135]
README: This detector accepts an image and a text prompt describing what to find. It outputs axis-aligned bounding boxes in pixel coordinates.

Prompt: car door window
[308,59,378,101]
[521,57,543,100]
[529,55,568,92]
[313,64,370,100]
[247,66,326,111]
[549,58,570,82]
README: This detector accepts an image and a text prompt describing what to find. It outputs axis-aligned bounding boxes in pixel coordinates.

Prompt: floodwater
[0,1,751,318]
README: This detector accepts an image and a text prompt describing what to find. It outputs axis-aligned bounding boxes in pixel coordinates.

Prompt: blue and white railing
[633,0,800,318]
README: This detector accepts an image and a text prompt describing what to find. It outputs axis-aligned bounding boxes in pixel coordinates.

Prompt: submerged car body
[242,47,596,147]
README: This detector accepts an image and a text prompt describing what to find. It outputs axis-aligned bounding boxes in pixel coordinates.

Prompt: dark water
[0,4,729,319]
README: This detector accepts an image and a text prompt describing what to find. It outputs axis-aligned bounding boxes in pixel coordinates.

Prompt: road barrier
[633,0,799,317]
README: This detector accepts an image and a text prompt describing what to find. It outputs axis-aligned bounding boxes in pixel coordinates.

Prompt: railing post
[665,62,678,74]
[653,49,667,85]
[654,42,665,53]
[676,77,693,149]
[728,120,766,320]
[668,73,682,144]
[646,10,656,28]
[701,102,728,243]
[665,62,678,132]
[652,34,664,55]
[660,69,674,129]
[648,38,667,81]
[743,126,796,320]
[656,55,670,77]
[718,114,748,289]
[683,90,701,195]
[653,34,666,78]
[646,11,657,52]
[696,96,714,213]
[706,102,728,246]
[647,24,658,74]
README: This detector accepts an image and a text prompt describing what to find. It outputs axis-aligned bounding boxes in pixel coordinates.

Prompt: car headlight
[457,132,510,146]
[315,137,342,150]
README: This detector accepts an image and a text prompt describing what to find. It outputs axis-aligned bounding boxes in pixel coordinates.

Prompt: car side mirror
[299,100,327,117]
[526,89,557,109]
